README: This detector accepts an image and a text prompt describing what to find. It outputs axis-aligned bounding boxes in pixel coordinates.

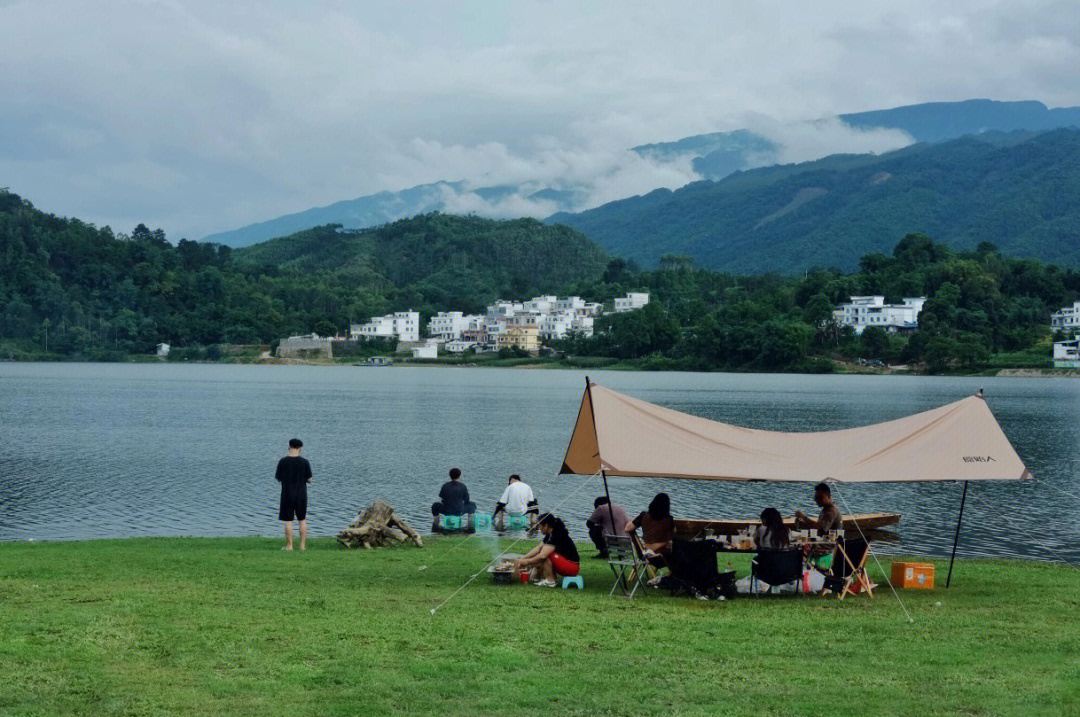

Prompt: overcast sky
[2,0,1079,239]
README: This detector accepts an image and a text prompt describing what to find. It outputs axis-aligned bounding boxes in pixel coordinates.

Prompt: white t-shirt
[498,481,535,514]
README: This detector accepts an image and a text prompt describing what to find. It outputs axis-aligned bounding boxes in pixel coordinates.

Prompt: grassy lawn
[2,537,1078,717]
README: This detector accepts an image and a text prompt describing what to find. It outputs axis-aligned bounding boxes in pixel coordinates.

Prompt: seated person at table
[493,474,539,530]
[794,482,842,535]
[754,507,790,550]
[514,513,579,587]
[586,496,630,559]
[624,493,675,566]
[431,467,477,530]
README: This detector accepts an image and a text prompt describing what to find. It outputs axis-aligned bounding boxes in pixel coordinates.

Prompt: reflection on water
[1,363,1078,562]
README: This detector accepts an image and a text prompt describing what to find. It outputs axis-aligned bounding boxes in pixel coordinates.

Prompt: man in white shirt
[493,474,539,530]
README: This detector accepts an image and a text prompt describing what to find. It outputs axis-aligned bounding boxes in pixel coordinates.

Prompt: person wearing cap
[275,438,312,551]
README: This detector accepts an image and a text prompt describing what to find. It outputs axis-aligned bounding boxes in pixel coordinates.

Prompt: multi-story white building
[486,300,524,319]
[350,311,420,342]
[555,296,586,312]
[524,295,557,314]
[1051,301,1080,332]
[614,292,650,313]
[427,312,483,342]
[837,296,926,335]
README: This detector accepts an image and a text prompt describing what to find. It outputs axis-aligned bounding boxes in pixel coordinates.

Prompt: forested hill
[235,213,605,295]
[552,128,1080,274]
[0,194,605,357]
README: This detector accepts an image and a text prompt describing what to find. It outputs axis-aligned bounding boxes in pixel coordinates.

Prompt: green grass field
[2,537,1078,716]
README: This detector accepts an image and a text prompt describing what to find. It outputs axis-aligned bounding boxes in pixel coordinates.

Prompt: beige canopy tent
[561,379,1030,586]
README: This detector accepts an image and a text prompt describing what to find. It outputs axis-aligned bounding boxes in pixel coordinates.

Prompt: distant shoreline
[3,354,1079,378]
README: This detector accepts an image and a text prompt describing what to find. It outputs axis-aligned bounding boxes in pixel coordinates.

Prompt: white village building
[411,339,439,360]
[427,312,483,342]
[1053,338,1080,368]
[614,292,650,313]
[1051,301,1080,333]
[837,296,926,335]
[444,339,477,354]
[350,311,420,342]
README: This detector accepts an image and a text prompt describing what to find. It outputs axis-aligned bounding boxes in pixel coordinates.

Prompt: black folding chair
[605,534,651,598]
[750,549,805,596]
[667,539,721,598]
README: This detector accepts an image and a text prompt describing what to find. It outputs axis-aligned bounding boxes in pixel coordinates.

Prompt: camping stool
[472,513,492,530]
[439,515,461,531]
[508,514,529,530]
[561,576,584,590]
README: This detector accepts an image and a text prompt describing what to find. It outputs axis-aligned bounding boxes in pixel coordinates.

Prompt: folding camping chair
[826,538,874,600]
[749,549,805,596]
[605,534,653,598]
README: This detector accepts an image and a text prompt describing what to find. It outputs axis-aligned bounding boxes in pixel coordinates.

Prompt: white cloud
[1,1,1078,238]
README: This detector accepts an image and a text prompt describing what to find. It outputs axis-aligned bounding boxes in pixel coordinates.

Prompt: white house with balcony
[427,312,482,342]
[614,292,650,313]
[350,311,420,342]
[837,296,926,335]
[1051,301,1080,333]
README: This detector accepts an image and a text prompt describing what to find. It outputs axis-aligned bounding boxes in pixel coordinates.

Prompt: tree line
[2,188,1077,371]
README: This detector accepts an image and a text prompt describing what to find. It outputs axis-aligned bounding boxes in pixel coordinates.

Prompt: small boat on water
[673,512,900,540]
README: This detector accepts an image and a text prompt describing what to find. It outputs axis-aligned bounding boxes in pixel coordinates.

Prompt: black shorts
[279,496,307,521]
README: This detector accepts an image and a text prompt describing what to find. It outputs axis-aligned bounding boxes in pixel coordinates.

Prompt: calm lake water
[1,363,1078,562]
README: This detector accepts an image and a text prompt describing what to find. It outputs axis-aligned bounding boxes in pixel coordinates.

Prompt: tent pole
[584,376,617,532]
[946,481,969,588]
[602,470,616,531]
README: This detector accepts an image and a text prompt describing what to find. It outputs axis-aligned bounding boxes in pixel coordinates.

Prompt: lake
[1,363,1078,562]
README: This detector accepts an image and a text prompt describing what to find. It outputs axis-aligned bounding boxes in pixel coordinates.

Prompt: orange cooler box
[891,562,934,589]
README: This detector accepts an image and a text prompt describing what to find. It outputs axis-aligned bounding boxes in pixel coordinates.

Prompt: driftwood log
[337,499,423,549]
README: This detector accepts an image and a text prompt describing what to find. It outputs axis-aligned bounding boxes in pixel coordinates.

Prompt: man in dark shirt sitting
[276,438,313,551]
[431,467,477,531]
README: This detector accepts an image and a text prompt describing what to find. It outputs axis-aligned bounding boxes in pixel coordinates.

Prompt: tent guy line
[832,483,913,622]
[428,470,602,616]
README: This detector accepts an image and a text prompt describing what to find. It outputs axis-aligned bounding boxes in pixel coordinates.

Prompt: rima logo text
[963,456,995,463]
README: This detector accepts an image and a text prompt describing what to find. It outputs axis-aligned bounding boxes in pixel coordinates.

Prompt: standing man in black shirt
[431,467,477,531]
[276,438,312,551]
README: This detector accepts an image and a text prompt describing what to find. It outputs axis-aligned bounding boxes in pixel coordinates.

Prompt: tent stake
[946,481,969,588]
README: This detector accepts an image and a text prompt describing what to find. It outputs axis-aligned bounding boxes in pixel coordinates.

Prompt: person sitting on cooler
[514,513,579,587]
[492,474,539,530]
[431,467,477,530]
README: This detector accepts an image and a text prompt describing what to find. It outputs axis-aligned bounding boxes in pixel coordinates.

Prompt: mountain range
[552,128,1080,274]
[202,99,1080,249]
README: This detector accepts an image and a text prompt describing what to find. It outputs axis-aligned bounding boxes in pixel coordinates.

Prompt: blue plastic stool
[561,576,584,590]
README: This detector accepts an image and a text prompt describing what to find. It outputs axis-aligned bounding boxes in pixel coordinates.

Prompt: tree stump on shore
[337,499,423,549]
